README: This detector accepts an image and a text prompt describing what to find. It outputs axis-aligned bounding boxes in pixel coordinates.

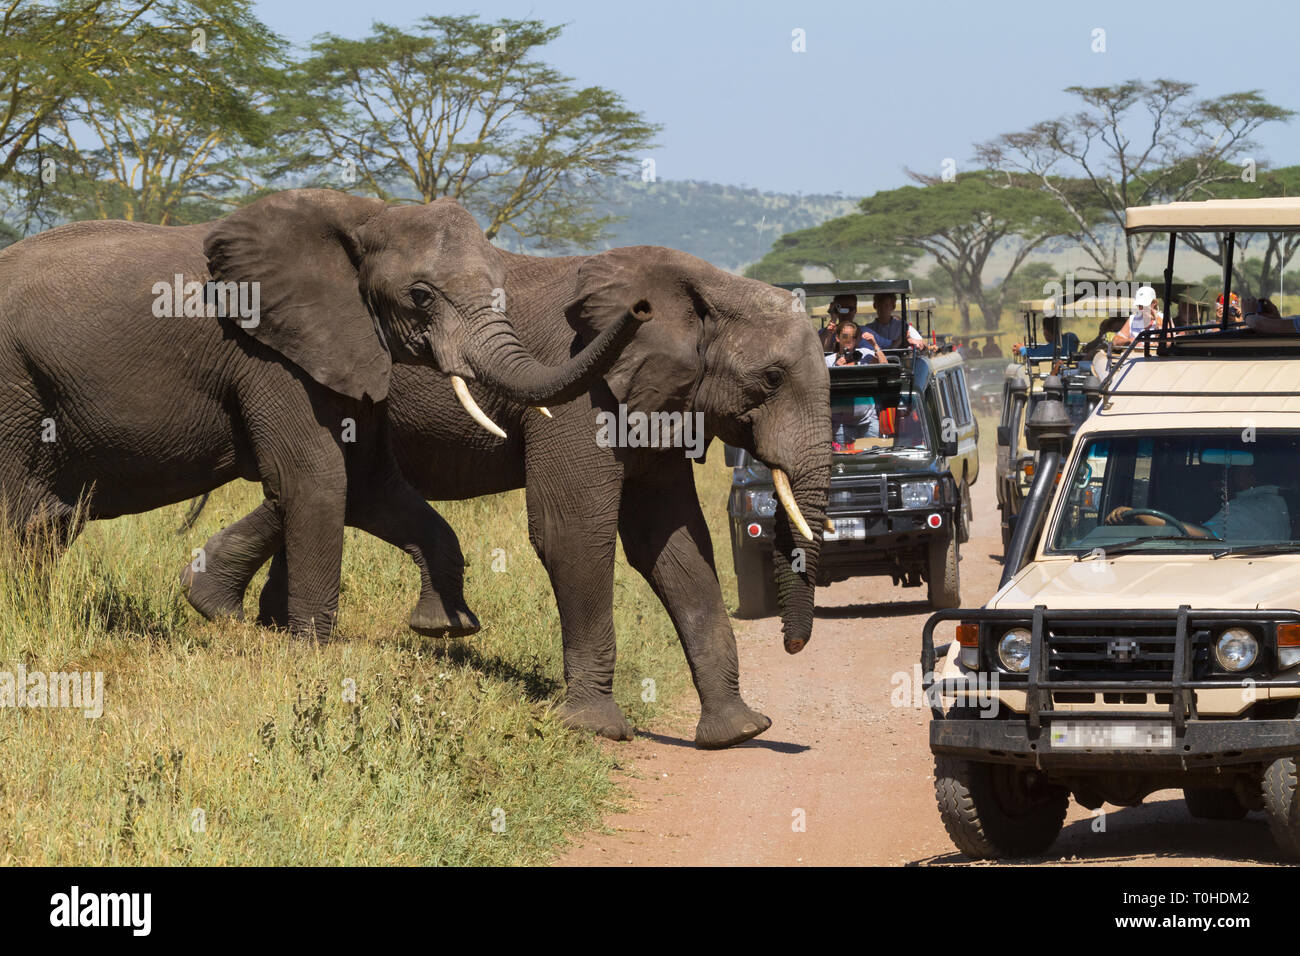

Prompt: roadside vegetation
[0,459,736,865]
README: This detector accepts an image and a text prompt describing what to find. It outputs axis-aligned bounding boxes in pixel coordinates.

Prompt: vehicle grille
[827,477,898,512]
[1044,623,1211,681]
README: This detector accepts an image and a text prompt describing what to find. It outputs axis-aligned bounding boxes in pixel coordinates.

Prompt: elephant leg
[345,457,479,639]
[619,461,771,749]
[526,465,630,741]
[181,500,283,622]
[258,547,289,629]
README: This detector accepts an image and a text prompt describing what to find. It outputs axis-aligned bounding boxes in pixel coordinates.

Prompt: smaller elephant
[182,245,830,748]
[0,189,650,639]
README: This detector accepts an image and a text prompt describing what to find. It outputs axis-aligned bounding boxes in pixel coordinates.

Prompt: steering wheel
[1115,508,1198,537]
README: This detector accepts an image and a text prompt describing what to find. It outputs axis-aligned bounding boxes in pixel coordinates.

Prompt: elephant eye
[409,286,434,310]
[761,366,783,389]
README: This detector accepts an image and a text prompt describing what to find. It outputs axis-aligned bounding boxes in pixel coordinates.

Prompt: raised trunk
[465,300,651,405]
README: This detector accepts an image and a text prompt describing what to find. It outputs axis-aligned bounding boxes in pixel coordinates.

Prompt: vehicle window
[1050,431,1300,553]
[829,389,929,455]
[936,375,954,423]
[951,368,973,426]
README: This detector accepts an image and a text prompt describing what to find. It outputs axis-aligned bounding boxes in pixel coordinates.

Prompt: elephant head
[575,246,830,654]
[204,189,649,427]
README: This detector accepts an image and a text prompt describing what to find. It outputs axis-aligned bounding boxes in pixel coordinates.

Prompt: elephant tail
[177,493,211,533]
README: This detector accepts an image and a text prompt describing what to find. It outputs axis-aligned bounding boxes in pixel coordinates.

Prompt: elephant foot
[179,561,246,622]
[408,595,481,639]
[556,696,634,742]
[695,701,771,750]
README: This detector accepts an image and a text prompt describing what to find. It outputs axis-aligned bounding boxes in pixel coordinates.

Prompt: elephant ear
[574,247,703,415]
[205,189,390,402]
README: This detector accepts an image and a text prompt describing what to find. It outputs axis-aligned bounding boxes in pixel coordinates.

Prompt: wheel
[1184,787,1249,820]
[934,751,1068,859]
[1263,757,1300,859]
[735,544,778,618]
[957,478,972,544]
[927,533,960,609]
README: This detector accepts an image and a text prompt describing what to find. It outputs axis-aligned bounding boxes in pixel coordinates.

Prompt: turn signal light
[956,622,979,647]
[1278,623,1300,647]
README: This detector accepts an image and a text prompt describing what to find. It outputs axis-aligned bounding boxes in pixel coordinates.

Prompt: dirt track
[560,476,1288,866]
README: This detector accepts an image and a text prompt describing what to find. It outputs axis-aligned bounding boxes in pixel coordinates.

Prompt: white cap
[1134,286,1157,308]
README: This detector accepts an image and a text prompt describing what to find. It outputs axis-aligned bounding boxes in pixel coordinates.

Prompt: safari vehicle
[923,196,1300,861]
[994,299,1111,555]
[728,280,978,615]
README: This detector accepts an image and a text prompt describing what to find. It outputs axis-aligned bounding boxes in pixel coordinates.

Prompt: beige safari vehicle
[923,197,1300,860]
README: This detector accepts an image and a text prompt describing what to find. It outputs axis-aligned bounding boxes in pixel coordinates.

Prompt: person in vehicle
[860,293,926,351]
[830,394,880,448]
[982,338,1001,358]
[1104,462,1291,541]
[1215,292,1243,325]
[820,294,859,350]
[1242,295,1300,333]
[1111,286,1162,348]
[826,318,885,367]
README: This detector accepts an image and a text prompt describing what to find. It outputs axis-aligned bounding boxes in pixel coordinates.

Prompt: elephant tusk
[772,468,815,541]
[451,375,507,439]
[533,406,553,418]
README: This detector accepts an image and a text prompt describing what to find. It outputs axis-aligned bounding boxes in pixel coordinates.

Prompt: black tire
[927,533,960,609]
[735,544,778,619]
[934,753,1068,859]
[1263,757,1300,859]
[1183,787,1249,821]
[957,478,972,544]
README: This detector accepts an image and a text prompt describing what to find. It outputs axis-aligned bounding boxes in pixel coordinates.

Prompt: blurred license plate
[824,517,865,541]
[1050,720,1173,750]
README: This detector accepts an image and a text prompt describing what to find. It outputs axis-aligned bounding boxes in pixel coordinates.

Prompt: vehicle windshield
[829,388,928,455]
[1050,431,1300,554]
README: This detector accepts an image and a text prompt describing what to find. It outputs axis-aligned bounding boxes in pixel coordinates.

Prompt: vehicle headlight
[900,481,936,508]
[1215,628,1259,672]
[998,628,1032,673]
[745,490,777,517]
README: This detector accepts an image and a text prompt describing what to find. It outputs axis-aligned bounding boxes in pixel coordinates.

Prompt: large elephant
[186,246,830,748]
[0,189,648,639]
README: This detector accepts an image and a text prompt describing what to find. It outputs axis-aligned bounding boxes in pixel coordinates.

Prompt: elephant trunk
[763,434,830,655]
[465,301,652,406]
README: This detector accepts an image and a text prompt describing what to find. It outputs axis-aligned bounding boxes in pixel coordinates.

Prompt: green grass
[0,459,739,865]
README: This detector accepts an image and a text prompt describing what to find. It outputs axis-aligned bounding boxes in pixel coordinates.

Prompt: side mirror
[723,444,742,468]
[941,439,959,458]
[996,425,1010,447]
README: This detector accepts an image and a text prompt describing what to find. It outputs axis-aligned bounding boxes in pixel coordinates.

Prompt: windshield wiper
[1211,542,1300,559]
[1073,535,1212,559]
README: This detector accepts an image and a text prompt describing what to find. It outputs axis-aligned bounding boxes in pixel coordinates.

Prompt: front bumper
[931,716,1300,770]
[923,606,1300,770]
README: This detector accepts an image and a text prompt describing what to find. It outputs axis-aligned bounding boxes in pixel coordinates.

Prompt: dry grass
[0,458,738,865]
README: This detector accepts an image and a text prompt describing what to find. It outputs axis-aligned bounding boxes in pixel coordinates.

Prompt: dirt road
[560,476,1287,866]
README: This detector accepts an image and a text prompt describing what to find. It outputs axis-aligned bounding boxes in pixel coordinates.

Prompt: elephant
[0,188,650,639]
[184,246,830,749]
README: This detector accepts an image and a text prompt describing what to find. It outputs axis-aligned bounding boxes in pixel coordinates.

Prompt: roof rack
[1098,324,1300,397]
[774,280,912,297]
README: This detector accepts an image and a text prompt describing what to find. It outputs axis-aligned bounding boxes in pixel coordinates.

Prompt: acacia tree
[750,172,1073,331]
[977,80,1294,279]
[273,16,658,249]
[1,0,281,230]
[1175,164,1300,294]
[744,213,917,284]
[36,0,284,225]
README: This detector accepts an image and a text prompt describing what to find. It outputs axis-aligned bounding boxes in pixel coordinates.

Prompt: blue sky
[257,0,1300,197]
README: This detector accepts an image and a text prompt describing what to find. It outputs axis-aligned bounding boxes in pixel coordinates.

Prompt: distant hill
[509,179,859,273]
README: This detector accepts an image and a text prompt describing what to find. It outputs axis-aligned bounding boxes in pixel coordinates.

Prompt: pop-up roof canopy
[773,280,911,297]
[1125,197,1300,234]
